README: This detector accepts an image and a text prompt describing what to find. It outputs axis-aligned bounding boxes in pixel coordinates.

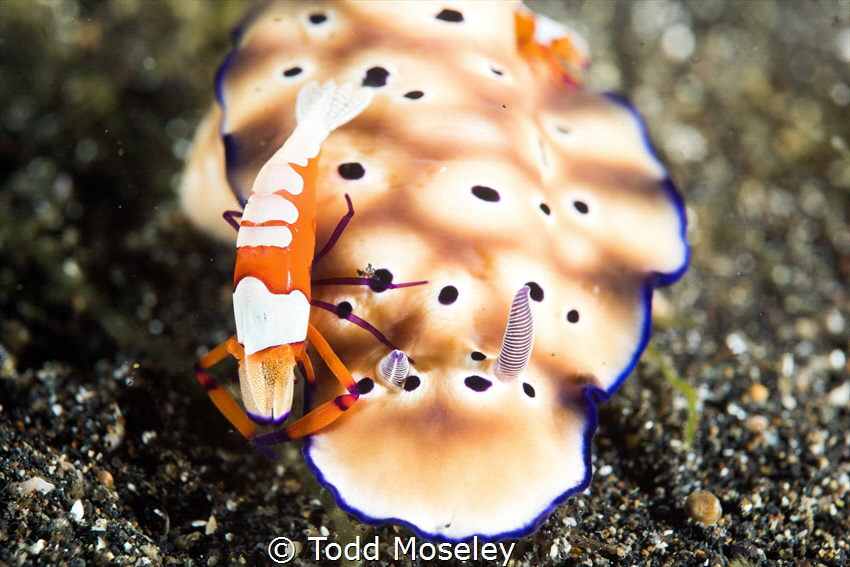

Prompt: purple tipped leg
[223,210,243,232]
[314,194,355,266]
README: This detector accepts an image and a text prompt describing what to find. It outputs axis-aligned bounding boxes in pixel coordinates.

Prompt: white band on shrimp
[242,193,299,225]
[236,225,292,249]
[233,277,309,356]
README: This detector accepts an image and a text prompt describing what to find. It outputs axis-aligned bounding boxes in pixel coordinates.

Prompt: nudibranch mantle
[181,0,689,542]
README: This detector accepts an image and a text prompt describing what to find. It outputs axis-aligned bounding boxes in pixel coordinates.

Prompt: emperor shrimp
[194,80,373,444]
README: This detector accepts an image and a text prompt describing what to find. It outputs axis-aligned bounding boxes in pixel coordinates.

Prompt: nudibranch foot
[303,359,603,542]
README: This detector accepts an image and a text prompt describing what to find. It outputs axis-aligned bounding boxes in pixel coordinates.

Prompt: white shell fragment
[14,476,56,495]
[70,499,85,521]
[181,0,688,542]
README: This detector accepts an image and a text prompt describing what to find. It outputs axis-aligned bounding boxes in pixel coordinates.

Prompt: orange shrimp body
[234,161,316,297]
[231,159,318,424]
[195,80,373,440]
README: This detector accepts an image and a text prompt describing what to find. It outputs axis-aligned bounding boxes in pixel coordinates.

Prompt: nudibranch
[180,0,688,543]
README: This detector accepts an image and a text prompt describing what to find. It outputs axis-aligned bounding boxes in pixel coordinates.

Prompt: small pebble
[205,515,218,535]
[98,469,114,489]
[14,476,55,495]
[827,381,849,407]
[685,490,722,525]
[746,383,769,404]
[29,539,46,554]
[745,415,770,434]
[70,499,85,521]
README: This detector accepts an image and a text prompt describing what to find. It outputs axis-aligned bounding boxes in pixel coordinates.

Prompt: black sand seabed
[1,1,847,566]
